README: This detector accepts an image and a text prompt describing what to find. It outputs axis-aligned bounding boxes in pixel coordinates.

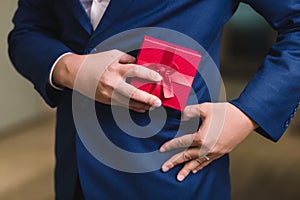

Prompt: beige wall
[0,0,50,133]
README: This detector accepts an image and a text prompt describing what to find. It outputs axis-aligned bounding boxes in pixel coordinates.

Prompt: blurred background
[0,1,299,200]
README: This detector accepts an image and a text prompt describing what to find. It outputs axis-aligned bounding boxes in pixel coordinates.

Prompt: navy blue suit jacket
[8,0,300,199]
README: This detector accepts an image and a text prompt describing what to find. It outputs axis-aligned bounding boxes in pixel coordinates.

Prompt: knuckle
[147,96,154,105]
[181,169,189,176]
[166,161,174,168]
[143,95,153,105]
[99,75,117,89]
[129,88,139,99]
[176,139,187,148]
[193,136,203,146]
[132,66,139,74]
[99,75,110,86]
[199,102,211,114]
[184,110,194,119]
[128,66,139,77]
[185,164,195,171]
[147,70,155,78]
[182,151,192,161]
[107,63,119,72]
[97,88,110,99]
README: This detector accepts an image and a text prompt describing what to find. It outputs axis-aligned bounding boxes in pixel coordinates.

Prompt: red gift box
[131,36,202,111]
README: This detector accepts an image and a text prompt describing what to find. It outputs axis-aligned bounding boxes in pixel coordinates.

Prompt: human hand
[52,50,162,112]
[160,102,258,181]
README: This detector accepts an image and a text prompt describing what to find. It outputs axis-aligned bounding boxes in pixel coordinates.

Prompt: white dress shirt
[49,0,111,90]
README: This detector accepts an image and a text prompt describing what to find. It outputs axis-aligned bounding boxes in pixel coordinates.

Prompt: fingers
[79,51,163,111]
[100,91,154,113]
[109,93,151,113]
[123,64,162,82]
[161,148,213,181]
[103,61,163,109]
[177,160,208,181]
[93,54,162,109]
[112,54,162,82]
[115,81,162,108]
[161,148,200,173]
[192,160,211,173]
[160,134,196,152]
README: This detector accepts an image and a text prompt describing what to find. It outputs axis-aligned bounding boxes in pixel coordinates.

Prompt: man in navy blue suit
[8,0,300,199]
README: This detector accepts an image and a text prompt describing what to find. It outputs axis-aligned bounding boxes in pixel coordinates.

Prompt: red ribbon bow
[145,48,194,99]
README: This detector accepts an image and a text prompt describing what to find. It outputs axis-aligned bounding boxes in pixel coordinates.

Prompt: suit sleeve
[8,0,72,107]
[230,0,300,141]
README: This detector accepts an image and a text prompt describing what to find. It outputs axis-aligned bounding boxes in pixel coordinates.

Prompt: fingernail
[162,165,169,172]
[154,74,162,81]
[177,175,185,182]
[153,99,161,108]
[192,170,197,174]
[159,147,166,152]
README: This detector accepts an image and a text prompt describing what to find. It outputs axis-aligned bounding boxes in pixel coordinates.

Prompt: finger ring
[200,155,210,161]
[195,155,210,165]
[195,159,203,164]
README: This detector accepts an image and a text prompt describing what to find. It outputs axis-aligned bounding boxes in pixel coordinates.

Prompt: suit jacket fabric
[8,0,300,199]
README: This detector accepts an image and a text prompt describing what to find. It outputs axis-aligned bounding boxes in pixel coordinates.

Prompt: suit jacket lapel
[66,0,93,35]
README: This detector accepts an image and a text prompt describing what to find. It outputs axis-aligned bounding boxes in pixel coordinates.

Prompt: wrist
[52,53,86,89]
[228,102,258,131]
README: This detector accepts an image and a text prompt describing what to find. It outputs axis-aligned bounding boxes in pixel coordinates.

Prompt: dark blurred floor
[0,116,55,200]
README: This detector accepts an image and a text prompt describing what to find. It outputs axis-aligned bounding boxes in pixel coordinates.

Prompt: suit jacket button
[285,121,290,128]
[291,114,294,119]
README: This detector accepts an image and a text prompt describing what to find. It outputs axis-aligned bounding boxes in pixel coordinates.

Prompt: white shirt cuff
[49,52,73,90]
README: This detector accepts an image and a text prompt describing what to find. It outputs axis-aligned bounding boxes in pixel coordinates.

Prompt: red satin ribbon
[146,63,194,99]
